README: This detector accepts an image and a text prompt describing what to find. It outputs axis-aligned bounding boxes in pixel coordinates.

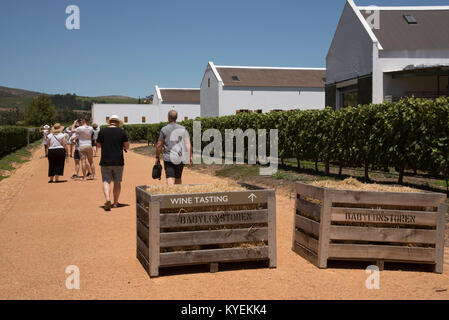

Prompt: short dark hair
[168,110,178,122]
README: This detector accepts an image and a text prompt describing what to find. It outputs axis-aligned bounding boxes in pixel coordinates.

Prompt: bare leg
[89,160,96,179]
[113,182,121,206]
[74,160,80,176]
[81,158,87,180]
[103,181,111,202]
[167,178,175,185]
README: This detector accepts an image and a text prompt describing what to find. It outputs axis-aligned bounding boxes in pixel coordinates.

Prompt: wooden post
[149,200,161,277]
[317,190,332,268]
[435,203,447,274]
[267,192,277,268]
[209,263,219,273]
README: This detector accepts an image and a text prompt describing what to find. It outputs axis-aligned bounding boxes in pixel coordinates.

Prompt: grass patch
[215,165,260,179]
[0,142,39,179]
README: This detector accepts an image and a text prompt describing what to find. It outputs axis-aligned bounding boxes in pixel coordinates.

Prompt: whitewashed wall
[200,67,220,118]
[92,104,158,126]
[219,87,325,115]
[326,2,374,85]
[158,103,201,122]
[92,103,200,126]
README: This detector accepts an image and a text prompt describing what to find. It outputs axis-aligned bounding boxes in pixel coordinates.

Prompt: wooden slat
[137,218,149,245]
[331,207,438,227]
[328,244,436,262]
[267,193,277,268]
[292,242,318,267]
[435,203,447,273]
[296,198,321,221]
[330,225,437,244]
[149,201,160,277]
[137,236,149,262]
[160,228,268,247]
[317,194,332,268]
[136,203,149,226]
[160,209,268,228]
[296,183,324,201]
[136,186,151,206]
[328,189,446,207]
[160,246,269,266]
[156,189,270,209]
[136,247,149,275]
[295,214,320,238]
[294,229,318,253]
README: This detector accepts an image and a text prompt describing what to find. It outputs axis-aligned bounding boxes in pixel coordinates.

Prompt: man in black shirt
[96,115,129,211]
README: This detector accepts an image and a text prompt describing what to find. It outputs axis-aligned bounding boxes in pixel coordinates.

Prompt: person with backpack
[46,123,68,183]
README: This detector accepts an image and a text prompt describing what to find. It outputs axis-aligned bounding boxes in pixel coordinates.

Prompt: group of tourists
[40,110,191,211]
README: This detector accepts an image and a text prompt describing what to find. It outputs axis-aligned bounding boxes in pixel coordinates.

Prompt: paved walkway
[1,144,449,299]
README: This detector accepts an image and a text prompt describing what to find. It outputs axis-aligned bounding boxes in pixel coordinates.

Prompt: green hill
[0,86,139,110]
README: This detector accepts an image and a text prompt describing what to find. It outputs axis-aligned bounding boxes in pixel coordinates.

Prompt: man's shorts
[74,150,80,160]
[164,161,184,179]
[79,145,93,162]
[101,166,124,183]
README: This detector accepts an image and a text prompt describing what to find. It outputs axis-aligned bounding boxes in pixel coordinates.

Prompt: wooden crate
[292,182,447,273]
[136,183,276,277]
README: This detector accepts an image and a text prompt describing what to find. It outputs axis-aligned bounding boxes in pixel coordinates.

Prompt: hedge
[0,126,42,157]
[110,97,449,185]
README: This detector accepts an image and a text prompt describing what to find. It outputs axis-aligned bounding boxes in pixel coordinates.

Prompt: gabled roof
[349,0,449,51]
[155,86,200,104]
[359,8,449,51]
[214,65,326,88]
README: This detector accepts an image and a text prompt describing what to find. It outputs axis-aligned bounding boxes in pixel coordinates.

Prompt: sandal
[104,201,112,211]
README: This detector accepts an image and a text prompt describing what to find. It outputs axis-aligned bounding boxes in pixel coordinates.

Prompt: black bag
[152,163,162,180]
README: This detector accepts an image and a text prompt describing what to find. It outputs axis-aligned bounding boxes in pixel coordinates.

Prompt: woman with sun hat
[46,123,69,183]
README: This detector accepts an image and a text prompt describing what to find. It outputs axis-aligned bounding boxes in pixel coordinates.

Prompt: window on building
[142,116,146,123]
[255,109,263,114]
[339,86,358,108]
[251,90,254,96]
[106,116,110,123]
[208,78,210,88]
[184,116,188,121]
[236,109,250,114]
[124,116,128,123]
[232,75,240,82]
[403,14,417,24]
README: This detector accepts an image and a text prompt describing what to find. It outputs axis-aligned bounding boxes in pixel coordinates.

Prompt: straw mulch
[311,178,422,193]
[145,182,246,195]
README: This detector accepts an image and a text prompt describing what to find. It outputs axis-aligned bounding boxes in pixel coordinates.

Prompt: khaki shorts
[78,145,93,162]
[101,166,124,183]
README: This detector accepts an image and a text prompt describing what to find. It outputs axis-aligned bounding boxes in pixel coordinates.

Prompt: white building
[153,86,201,122]
[92,87,200,126]
[200,62,326,118]
[326,0,449,109]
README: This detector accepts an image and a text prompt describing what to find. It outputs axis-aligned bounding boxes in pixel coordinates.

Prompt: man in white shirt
[71,118,96,181]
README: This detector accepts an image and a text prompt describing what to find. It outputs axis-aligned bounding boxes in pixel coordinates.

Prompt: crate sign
[177,211,254,225]
[161,191,268,208]
[344,211,417,224]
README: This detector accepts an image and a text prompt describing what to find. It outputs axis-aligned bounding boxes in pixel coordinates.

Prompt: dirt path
[1,144,449,299]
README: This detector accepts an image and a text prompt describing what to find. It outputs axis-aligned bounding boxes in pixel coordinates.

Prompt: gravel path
[1,144,449,299]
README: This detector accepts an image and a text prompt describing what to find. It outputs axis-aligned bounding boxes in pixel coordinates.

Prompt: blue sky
[0,0,448,98]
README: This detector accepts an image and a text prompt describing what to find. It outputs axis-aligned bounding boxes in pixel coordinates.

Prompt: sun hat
[107,115,124,127]
[51,123,65,134]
